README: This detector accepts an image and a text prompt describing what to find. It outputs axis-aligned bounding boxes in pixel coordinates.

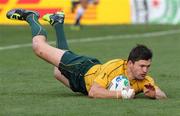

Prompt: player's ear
[127,60,133,66]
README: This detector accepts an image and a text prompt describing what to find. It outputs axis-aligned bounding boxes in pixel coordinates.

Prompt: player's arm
[88,65,120,99]
[143,84,167,99]
[88,82,134,99]
[143,76,167,99]
[88,82,120,98]
[155,87,167,99]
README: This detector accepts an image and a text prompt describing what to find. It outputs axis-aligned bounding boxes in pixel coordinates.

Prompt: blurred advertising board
[0,0,131,25]
[131,0,180,24]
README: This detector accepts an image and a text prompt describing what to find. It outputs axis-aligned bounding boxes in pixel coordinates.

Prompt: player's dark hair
[128,44,153,63]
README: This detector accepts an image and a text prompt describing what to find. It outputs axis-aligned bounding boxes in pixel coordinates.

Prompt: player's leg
[43,12,70,87]
[32,35,65,67]
[43,12,69,50]
[6,9,65,67]
[54,67,70,88]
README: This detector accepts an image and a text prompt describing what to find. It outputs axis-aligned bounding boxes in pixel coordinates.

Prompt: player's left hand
[143,83,156,98]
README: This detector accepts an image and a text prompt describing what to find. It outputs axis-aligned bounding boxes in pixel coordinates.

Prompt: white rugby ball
[108,75,130,91]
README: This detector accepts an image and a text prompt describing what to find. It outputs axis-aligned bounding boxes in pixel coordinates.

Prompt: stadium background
[1,0,180,25]
[0,0,131,25]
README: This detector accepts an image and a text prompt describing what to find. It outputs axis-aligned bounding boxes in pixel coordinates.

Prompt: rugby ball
[108,75,130,91]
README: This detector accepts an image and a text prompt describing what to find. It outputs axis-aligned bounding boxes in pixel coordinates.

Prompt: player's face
[130,59,151,80]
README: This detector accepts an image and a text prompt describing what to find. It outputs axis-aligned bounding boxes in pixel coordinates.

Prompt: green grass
[0,24,180,116]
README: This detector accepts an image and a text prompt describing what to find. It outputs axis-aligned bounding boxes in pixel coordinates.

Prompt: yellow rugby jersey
[84,59,158,94]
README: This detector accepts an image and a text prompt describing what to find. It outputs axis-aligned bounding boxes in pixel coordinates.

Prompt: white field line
[0,29,179,51]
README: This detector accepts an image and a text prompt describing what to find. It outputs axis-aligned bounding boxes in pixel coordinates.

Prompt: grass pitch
[0,24,180,116]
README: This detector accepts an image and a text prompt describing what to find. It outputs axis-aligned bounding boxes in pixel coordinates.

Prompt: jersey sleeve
[93,59,126,88]
[94,73,108,88]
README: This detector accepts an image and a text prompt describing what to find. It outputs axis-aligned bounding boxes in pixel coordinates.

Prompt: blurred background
[1,0,180,25]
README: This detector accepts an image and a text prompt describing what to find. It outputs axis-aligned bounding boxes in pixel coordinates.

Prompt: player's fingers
[144,84,155,90]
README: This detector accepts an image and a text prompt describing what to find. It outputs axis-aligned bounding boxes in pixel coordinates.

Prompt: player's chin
[136,75,145,80]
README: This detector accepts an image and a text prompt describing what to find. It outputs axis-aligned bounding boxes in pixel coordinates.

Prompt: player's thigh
[32,35,65,67]
[54,67,70,88]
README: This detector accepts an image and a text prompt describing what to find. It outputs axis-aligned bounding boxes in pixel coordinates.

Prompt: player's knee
[54,68,62,81]
[32,37,44,56]
[32,39,41,55]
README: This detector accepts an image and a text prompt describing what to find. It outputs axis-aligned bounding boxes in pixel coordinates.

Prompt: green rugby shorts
[58,51,101,95]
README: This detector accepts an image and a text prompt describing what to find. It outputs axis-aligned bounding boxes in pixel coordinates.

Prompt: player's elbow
[88,85,103,98]
[155,88,167,99]
[155,92,167,99]
[88,87,98,98]
[88,83,106,98]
